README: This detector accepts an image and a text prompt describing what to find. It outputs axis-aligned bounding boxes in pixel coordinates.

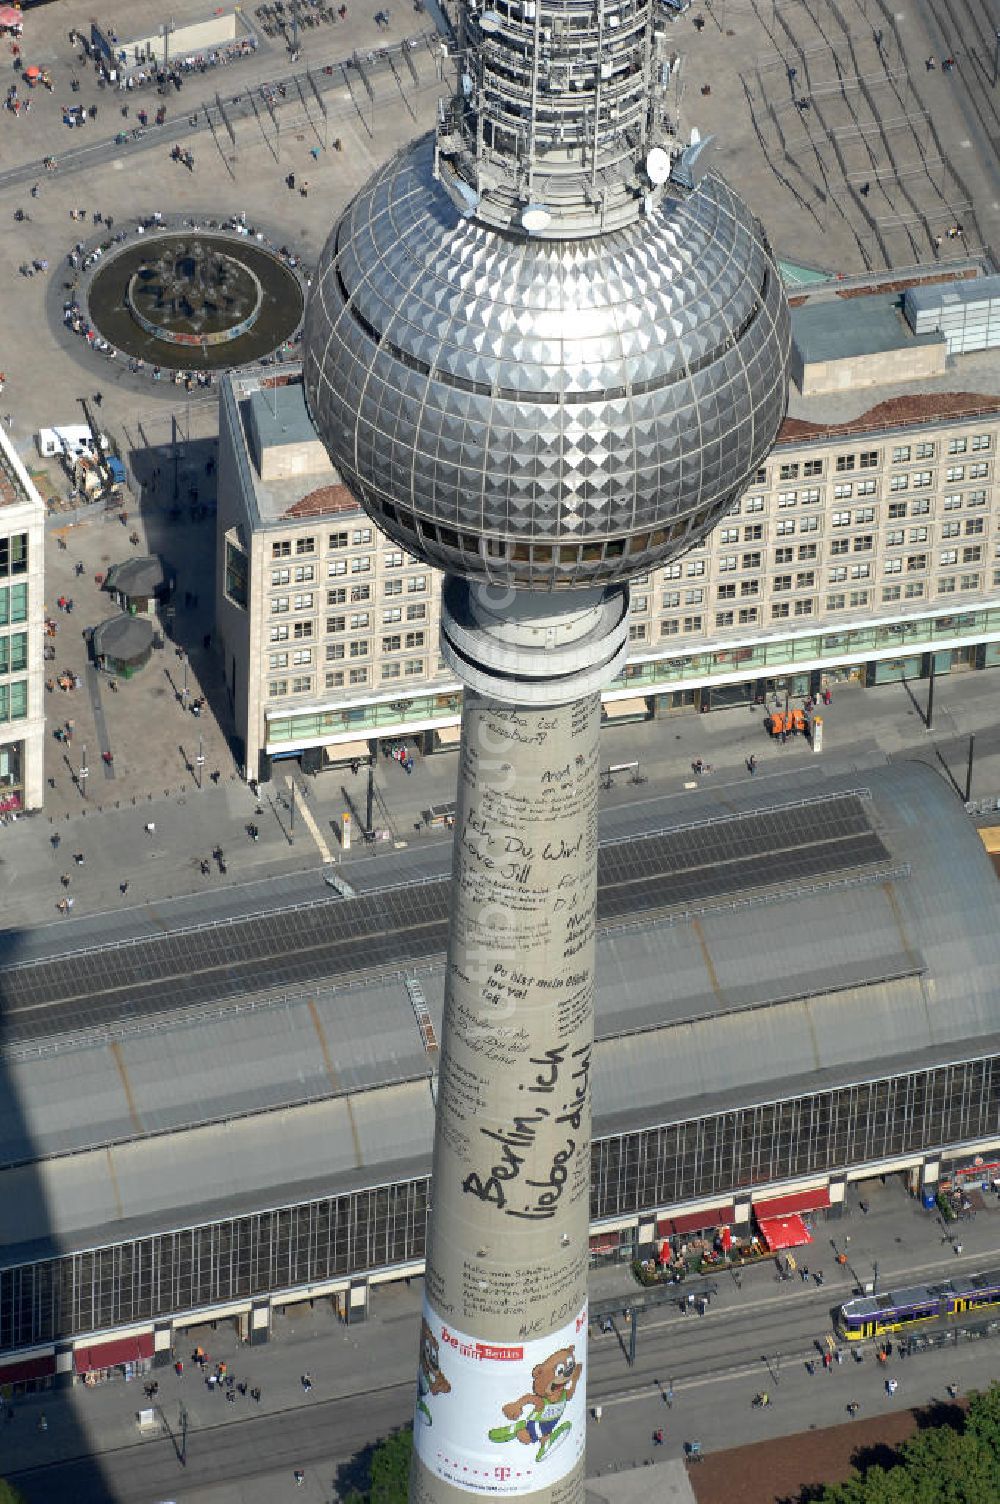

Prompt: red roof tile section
[283,483,360,519]
[779,392,1000,445]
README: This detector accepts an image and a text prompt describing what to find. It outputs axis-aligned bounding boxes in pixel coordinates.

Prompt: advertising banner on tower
[413,1300,588,1495]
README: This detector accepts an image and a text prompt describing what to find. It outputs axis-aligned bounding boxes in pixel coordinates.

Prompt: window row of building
[3,1052,996,1353]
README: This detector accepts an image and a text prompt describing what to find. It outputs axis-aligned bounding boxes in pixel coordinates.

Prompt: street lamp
[195,733,204,790]
[873,1260,880,1295]
[79,745,89,800]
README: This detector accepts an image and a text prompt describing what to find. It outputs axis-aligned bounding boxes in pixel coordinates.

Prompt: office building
[219,270,1000,781]
[0,422,46,812]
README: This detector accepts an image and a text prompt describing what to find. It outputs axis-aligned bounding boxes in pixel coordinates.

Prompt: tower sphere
[305,138,789,592]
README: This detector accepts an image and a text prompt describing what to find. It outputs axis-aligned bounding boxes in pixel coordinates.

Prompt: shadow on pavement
[0,923,119,1501]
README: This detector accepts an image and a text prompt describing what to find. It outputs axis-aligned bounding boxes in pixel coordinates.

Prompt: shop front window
[0,740,23,811]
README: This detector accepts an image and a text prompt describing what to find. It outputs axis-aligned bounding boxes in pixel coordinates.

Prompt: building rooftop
[782,290,1000,436]
[248,383,318,454]
[226,367,348,529]
[104,555,166,600]
[2,761,998,1263]
[0,425,42,515]
[781,383,1000,445]
[791,293,941,365]
[284,483,360,519]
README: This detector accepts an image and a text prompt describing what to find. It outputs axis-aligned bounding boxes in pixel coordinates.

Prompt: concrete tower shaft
[410,587,614,1502]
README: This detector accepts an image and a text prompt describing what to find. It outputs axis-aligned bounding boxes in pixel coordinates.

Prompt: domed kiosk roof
[304,135,790,591]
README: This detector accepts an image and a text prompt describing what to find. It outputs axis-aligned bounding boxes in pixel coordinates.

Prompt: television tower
[303,0,791,1495]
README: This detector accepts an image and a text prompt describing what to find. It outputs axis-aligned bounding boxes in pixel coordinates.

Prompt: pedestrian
[747,754,757,775]
[93,391,103,407]
[73,852,84,865]
[175,1359,183,1377]
[60,873,70,888]
[145,820,156,835]
[120,881,129,896]
[301,1372,313,1393]
[955,1241,963,1255]
[300,180,309,198]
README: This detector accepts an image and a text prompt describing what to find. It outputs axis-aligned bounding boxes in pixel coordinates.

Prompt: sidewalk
[4,665,1000,939]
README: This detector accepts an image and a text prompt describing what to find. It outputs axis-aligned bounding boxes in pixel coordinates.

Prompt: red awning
[757,1213,813,1252]
[74,1333,154,1373]
[657,1205,734,1237]
[0,8,23,28]
[589,1234,621,1254]
[0,1353,55,1384]
[754,1187,830,1218]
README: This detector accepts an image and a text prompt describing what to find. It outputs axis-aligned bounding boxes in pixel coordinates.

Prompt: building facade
[215,368,451,782]
[217,271,1000,779]
[0,423,45,812]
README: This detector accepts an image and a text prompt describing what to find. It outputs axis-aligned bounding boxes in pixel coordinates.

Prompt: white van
[37,426,109,459]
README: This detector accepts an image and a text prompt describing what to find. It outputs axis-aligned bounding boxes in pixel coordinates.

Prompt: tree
[0,1481,28,1504]
[370,1428,413,1504]
[342,1426,413,1504]
[818,1385,1000,1504]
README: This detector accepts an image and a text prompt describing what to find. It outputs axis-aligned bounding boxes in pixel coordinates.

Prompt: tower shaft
[411,588,624,1501]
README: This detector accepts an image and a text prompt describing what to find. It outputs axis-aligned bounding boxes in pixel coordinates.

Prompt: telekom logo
[494,1466,512,1481]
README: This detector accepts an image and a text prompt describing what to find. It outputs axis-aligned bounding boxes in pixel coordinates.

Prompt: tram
[837,1268,1000,1340]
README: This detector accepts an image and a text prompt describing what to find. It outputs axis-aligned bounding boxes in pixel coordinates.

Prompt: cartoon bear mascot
[488,1346,580,1462]
[416,1318,451,1426]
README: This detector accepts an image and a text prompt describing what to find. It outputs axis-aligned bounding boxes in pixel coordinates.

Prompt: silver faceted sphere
[304,135,790,592]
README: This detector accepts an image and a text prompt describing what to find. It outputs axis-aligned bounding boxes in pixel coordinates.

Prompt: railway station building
[216,263,1000,781]
[2,760,1000,1386]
